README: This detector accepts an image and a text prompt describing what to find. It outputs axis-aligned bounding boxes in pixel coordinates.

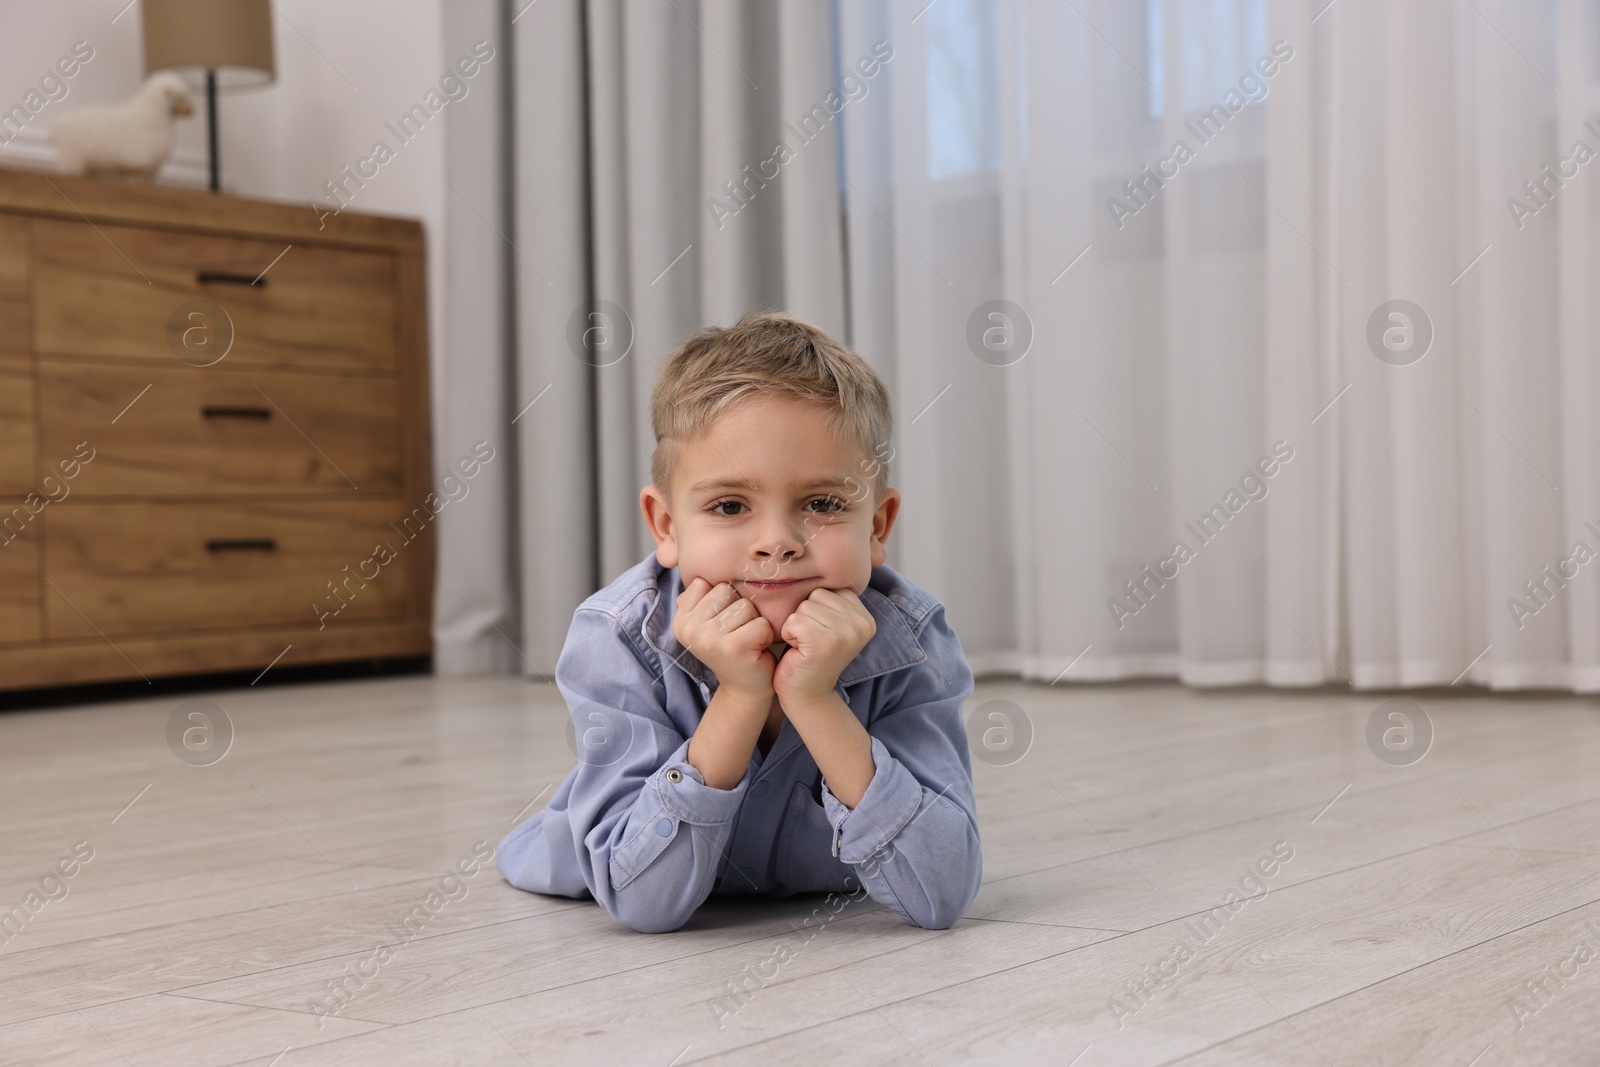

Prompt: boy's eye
[704,496,845,517]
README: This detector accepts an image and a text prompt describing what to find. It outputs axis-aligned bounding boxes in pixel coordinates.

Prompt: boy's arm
[687,685,772,789]
[537,607,755,933]
[813,603,983,929]
[781,694,876,807]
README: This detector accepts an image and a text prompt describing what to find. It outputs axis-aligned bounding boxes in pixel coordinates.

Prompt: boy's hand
[672,577,777,698]
[774,587,875,706]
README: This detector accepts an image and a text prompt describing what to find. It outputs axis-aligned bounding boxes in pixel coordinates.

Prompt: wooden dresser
[0,168,432,691]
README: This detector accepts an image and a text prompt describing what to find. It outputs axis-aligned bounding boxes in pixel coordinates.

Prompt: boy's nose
[752,527,803,569]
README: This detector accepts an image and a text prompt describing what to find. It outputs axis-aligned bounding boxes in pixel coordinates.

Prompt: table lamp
[141,0,276,192]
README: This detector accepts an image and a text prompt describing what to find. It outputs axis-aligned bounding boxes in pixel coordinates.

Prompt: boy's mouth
[743,578,804,591]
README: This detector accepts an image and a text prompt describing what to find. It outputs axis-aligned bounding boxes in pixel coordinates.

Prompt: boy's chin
[755,603,798,637]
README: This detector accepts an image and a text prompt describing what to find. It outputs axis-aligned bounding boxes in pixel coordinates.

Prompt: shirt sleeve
[817,602,982,929]
[550,606,753,933]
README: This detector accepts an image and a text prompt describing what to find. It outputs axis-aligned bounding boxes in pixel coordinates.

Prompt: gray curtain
[435,0,848,676]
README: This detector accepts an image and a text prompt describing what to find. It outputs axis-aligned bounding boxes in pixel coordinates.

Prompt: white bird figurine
[49,71,194,181]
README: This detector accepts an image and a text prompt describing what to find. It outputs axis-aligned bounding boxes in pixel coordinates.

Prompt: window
[1146,0,1268,119]
[926,0,1001,179]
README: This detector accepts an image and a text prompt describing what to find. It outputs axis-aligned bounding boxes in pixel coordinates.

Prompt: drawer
[38,363,402,495]
[0,353,32,494]
[0,498,42,644]
[0,214,28,352]
[33,218,397,372]
[45,501,420,638]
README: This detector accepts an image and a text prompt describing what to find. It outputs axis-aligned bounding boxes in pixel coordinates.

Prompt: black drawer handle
[197,270,267,287]
[201,405,271,420]
[206,538,277,553]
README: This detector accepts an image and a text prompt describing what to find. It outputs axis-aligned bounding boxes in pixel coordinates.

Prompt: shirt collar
[639,560,929,696]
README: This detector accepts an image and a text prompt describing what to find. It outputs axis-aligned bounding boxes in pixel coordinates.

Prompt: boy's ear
[869,488,901,568]
[640,485,679,568]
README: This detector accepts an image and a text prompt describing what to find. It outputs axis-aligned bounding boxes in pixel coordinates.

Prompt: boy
[496,311,982,933]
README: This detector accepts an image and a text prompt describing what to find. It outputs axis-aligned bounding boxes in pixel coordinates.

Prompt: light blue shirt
[496,551,983,933]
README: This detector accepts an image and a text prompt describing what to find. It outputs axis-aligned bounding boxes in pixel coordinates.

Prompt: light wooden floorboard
[1,675,1595,1065]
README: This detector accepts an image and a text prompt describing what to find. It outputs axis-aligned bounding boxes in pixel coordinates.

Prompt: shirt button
[665,768,683,783]
[656,817,674,837]
[751,780,770,798]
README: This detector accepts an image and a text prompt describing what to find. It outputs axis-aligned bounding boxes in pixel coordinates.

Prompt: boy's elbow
[606,890,696,934]
[904,836,983,931]
[618,909,691,934]
[596,833,718,933]
[914,907,963,931]
[906,882,978,930]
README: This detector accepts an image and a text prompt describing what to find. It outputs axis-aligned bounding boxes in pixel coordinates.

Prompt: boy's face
[640,393,901,639]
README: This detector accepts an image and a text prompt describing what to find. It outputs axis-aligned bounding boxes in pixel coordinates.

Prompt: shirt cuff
[651,736,751,825]
[818,734,924,863]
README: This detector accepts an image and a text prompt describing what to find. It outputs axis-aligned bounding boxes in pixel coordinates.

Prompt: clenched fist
[774,586,876,706]
[672,577,777,699]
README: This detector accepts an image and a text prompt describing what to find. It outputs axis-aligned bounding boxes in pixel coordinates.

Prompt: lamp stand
[205,68,220,192]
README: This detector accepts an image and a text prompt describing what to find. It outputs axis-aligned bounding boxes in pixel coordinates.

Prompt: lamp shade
[142,0,276,91]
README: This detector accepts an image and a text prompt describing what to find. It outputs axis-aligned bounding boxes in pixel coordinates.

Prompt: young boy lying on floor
[497,310,982,933]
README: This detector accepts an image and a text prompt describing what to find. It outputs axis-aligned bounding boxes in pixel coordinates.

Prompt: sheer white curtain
[839,0,1600,692]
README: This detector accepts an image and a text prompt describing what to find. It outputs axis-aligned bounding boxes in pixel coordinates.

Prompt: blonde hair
[648,310,893,508]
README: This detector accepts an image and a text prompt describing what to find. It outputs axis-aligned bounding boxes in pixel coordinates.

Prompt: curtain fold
[440,0,1600,694]
[434,0,520,675]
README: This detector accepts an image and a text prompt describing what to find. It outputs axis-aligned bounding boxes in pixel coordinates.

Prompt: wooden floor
[2,674,1598,1065]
